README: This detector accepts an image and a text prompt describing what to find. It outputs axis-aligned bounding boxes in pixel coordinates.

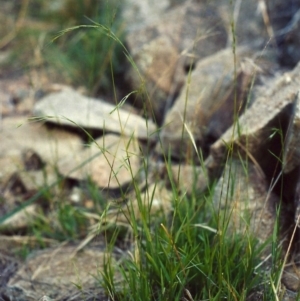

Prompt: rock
[282,263,300,292]
[0,75,34,117]
[126,0,227,123]
[126,1,227,63]
[0,204,38,232]
[0,235,58,252]
[8,245,121,300]
[283,92,300,174]
[57,134,140,189]
[217,0,300,68]
[217,0,268,48]
[213,159,278,243]
[17,169,57,192]
[33,88,156,139]
[267,0,300,68]
[284,92,300,226]
[0,171,57,232]
[158,47,255,161]
[170,164,208,195]
[0,90,14,116]
[218,0,300,49]
[204,61,300,255]
[268,0,300,33]
[0,116,82,170]
[111,182,172,223]
[276,8,300,67]
[209,62,300,181]
[121,0,171,32]
[127,36,184,124]
[22,149,45,171]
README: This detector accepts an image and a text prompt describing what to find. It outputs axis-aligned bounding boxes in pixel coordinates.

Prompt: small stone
[58,134,141,189]
[22,149,44,171]
[0,204,38,231]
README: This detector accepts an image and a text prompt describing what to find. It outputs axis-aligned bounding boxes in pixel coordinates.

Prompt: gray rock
[0,204,38,232]
[111,182,173,223]
[127,36,183,124]
[126,1,227,61]
[170,164,208,195]
[283,91,300,174]
[57,134,140,189]
[8,245,121,300]
[282,261,300,292]
[209,62,300,177]
[204,62,300,245]
[217,0,268,48]
[126,0,227,123]
[284,92,300,227]
[0,116,82,183]
[121,0,171,32]
[213,159,278,243]
[276,8,300,67]
[218,0,300,65]
[33,88,156,139]
[203,0,300,75]
[158,47,255,160]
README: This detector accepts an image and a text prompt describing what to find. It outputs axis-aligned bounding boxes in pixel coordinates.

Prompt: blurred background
[0,0,125,101]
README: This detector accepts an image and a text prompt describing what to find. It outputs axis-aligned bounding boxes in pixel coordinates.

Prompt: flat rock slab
[0,116,82,183]
[33,88,156,139]
[58,134,140,189]
[8,245,120,300]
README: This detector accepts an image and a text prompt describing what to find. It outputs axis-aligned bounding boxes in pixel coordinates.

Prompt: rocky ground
[2,0,300,300]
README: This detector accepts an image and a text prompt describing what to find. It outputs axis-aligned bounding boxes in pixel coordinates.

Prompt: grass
[96,172,284,301]
[0,0,124,97]
[0,1,296,301]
